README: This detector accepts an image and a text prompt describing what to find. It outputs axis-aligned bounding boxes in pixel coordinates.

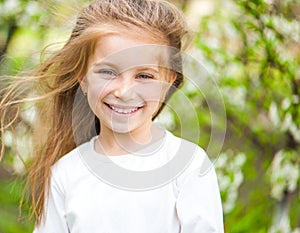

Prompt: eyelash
[95,69,117,78]
[136,73,154,79]
[94,68,155,80]
[100,69,116,75]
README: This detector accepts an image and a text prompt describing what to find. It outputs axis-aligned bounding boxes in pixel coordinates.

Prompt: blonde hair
[0,0,188,225]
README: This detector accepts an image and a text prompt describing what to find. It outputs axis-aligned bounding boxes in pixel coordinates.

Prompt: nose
[113,73,134,100]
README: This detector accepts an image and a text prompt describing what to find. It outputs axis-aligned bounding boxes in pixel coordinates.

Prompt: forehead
[91,32,171,71]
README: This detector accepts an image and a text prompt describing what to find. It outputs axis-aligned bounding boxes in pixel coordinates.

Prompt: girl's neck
[95,123,165,156]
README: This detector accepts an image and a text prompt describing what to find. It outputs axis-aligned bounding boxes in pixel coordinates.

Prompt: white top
[34,130,224,233]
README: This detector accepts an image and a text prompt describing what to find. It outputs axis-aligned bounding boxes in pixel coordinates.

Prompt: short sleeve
[33,169,70,233]
[175,154,224,233]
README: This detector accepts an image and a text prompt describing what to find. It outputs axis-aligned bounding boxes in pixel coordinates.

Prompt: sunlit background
[0,0,299,232]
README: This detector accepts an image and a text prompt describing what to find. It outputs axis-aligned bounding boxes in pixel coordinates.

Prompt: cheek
[135,81,171,105]
[86,79,111,111]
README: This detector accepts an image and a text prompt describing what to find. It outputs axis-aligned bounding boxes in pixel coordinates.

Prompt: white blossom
[0,0,20,15]
[289,123,300,143]
[280,113,292,132]
[269,213,291,233]
[269,150,300,201]
[269,102,280,127]
[222,86,246,109]
[215,151,246,213]
[281,98,291,111]
[4,131,13,147]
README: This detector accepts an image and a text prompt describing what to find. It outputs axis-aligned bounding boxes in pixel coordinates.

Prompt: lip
[104,103,143,115]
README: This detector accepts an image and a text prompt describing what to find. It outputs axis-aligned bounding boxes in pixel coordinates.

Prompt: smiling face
[81,30,175,143]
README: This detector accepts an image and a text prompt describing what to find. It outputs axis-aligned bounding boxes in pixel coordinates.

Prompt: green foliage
[0,0,299,232]
[0,178,33,233]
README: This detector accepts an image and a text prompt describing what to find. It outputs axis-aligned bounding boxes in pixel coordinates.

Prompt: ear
[168,72,176,84]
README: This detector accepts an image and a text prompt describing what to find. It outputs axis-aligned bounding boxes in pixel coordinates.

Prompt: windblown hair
[0,0,188,225]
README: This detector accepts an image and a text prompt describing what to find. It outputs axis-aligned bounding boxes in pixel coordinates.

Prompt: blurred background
[0,0,299,232]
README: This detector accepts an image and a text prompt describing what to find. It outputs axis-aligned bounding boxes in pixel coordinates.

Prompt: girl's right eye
[94,69,117,79]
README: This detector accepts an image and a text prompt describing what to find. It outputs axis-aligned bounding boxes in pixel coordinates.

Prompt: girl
[0,0,224,232]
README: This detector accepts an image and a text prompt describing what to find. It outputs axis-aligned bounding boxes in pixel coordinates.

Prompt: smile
[105,103,143,114]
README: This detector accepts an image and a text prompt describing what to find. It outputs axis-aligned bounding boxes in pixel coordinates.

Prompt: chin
[110,124,138,134]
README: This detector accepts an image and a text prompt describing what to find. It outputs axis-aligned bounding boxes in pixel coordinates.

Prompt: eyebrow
[92,62,159,73]
[133,66,159,73]
[92,61,118,68]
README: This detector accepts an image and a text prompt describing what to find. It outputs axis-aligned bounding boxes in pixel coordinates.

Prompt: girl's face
[81,31,175,139]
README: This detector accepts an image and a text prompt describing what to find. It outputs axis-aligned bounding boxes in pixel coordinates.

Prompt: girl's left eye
[136,73,154,79]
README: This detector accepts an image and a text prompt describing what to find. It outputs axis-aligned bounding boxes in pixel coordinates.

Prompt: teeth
[110,105,139,114]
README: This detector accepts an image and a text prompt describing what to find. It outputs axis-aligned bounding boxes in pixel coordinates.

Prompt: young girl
[0,0,224,232]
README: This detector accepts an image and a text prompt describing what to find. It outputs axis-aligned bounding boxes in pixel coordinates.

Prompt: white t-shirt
[34,130,224,233]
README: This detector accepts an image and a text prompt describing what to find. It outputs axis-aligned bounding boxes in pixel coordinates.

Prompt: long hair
[0,0,188,225]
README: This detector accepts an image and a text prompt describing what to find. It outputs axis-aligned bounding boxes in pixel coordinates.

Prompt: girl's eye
[136,73,154,80]
[94,69,117,79]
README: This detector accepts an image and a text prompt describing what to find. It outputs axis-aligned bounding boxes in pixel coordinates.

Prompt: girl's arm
[175,156,224,233]
[33,172,69,233]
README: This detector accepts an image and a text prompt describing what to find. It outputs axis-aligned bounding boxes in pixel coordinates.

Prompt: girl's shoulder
[165,130,215,186]
[165,130,208,168]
